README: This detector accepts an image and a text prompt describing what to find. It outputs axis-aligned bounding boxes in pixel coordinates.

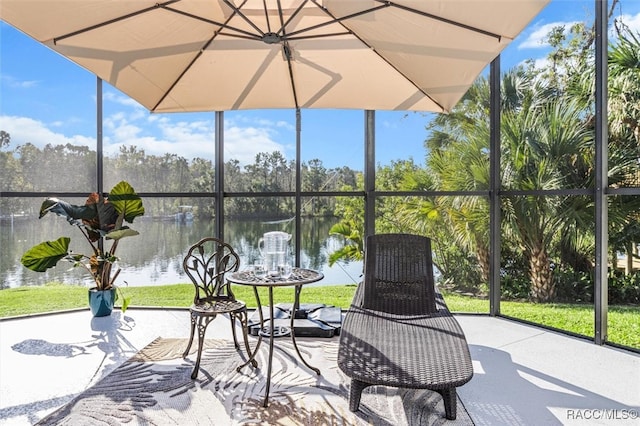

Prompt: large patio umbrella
[1,0,549,113]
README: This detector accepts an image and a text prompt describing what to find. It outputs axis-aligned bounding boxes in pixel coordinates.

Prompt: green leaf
[39,198,97,223]
[108,181,145,224]
[21,237,70,272]
[328,222,364,265]
[93,195,119,234]
[329,222,352,237]
[121,296,131,313]
[106,228,140,241]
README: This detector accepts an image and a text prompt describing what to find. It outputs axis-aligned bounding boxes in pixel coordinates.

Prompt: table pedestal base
[230,269,325,407]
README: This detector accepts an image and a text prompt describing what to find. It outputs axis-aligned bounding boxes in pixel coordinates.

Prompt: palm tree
[425,69,593,301]
[501,95,593,302]
[606,26,640,273]
[420,71,531,288]
[427,127,491,283]
[568,24,640,274]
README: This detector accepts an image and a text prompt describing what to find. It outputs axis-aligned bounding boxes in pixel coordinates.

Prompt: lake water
[0,216,363,289]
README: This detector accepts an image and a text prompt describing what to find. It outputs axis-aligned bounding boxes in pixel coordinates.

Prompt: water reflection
[0,217,362,289]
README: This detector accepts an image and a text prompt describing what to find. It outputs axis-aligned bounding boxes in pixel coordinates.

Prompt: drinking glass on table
[253,262,267,279]
[277,262,292,280]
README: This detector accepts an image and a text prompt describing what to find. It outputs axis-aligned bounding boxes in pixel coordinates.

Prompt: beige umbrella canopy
[1,0,549,113]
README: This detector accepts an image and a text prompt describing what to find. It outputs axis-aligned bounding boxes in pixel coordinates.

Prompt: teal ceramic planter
[88,288,116,317]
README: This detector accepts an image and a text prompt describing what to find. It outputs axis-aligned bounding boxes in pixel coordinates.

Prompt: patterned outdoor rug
[37,337,474,425]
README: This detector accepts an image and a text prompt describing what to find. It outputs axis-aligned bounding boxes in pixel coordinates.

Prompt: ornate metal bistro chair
[182,237,254,379]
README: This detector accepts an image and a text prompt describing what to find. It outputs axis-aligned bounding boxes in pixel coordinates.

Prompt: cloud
[1,110,288,167]
[518,21,580,49]
[1,80,293,169]
[0,75,39,89]
[530,57,551,70]
[224,124,285,165]
[103,91,145,109]
[519,11,640,50]
[614,13,640,35]
[513,10,640,72]
[98,94,289,165]
[0,115,94,149]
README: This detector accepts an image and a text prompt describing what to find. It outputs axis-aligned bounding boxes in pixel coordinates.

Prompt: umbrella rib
[286,32,352,41]
[285,1,388,39]
[151,3,246,112]
[215,32,263,41]
[311,0,447,112]
[275,0,287,33]
[151,35,216,112]
[222,0,267,37]
[164,3,262,41]
[277,0,310,36]
[290,0,503,42]
[263,0,273,33]
[53,0,182,44]
[377,0,503,41]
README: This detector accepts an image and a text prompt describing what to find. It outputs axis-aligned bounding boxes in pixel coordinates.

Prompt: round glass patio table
[228,268,324,407]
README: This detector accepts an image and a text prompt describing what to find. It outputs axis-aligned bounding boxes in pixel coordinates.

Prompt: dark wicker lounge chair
[337,233,473,420]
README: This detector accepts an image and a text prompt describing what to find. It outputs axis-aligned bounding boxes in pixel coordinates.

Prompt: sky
[2,1,640,171]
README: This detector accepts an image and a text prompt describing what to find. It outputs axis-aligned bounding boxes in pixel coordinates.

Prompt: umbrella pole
[295,109,302,268]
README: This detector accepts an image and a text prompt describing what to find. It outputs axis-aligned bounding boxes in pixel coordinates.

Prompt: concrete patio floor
[1,308,638,425]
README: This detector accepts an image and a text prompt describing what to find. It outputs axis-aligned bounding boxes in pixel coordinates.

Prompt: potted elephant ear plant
[21,181,145,317]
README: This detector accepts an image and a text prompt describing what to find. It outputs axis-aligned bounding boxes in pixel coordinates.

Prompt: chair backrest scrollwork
[183,237,240,303]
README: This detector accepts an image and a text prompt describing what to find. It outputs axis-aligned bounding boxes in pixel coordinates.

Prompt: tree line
[0,135,358,220]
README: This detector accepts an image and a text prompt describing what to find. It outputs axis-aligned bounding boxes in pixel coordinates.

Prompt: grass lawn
[1,283,637,349]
